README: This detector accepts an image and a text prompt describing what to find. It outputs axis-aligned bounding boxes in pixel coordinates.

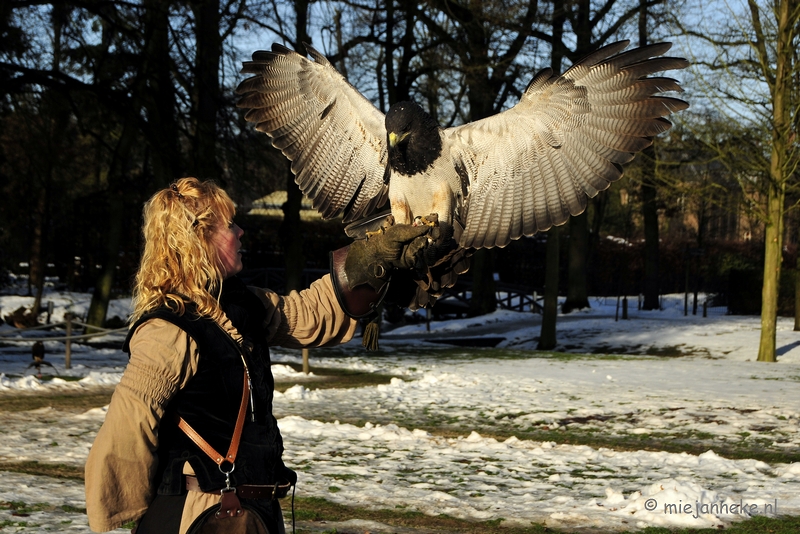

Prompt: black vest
[124,277,294,495]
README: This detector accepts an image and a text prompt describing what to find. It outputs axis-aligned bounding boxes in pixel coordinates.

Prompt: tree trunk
[757,181,784,362]
[754,0,794,362]
[28,189,47,315]
[278,0,312,292]
[280,167,305,292]
[142,0,181,183]
[86,191,124,330]
[464,85,497,314]
[85,85,141,329]
[420,0,540,316]
[562,211,590,313]
[639,1,660,311]
[538,226,560,350]
[589,195,607,294]
[795,241,800,331]
[189,0,222,179]
[85,112,136,330]
[28,8,66,311]
[641,145,660,310]
[539,0,566,342]
[561,0,591,314]
[468,249,496,317]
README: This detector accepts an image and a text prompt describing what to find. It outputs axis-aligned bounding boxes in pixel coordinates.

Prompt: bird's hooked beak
[388,131,410,147]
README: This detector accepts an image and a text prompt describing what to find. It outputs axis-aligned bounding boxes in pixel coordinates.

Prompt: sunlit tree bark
[674,0,799,361]
[753,0,798,362]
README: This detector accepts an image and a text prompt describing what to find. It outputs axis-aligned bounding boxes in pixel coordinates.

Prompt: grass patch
[750,375,800,382]
[1,374,85,382]
[289,496,527,533]
[432,426,800,464]
[0,520,31,528]
[295,414,800,465]
[0,363,395,410]
[0,499,86,515]
[0,501,49,514]
[536,350,658,361]
[645,345,689,357]
[0,389,114,412]
[0,461,85,480]
[636,515,800,533]
[288,496,800,533]
[273,363,397,392]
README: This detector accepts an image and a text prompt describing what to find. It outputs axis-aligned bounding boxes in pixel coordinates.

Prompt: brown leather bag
[185,495,270,534]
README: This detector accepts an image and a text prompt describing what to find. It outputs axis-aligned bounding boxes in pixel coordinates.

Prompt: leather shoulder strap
[175,370,250,466]
[131,302,251,470]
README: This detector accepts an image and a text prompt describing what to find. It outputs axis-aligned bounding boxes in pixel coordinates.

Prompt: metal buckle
[218,461,236,490]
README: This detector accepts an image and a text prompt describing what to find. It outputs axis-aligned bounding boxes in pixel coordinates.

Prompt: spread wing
[236,44,389,223]
[447,41,689,249]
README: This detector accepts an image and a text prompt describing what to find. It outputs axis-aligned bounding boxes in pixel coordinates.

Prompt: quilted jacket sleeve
[85,319,199,532]
[250,273,358,349]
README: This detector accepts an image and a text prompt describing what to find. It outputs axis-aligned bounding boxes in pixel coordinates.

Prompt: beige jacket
[85,275,357,533]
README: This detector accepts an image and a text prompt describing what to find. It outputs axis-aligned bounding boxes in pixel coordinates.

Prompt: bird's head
[385,101,442,176]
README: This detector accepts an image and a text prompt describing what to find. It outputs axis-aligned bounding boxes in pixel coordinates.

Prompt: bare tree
[1,0,277,326]
[538,0,568,350]
[675,0,800,361]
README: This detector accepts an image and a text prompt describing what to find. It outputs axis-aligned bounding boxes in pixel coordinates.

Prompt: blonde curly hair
[130,177,236,323]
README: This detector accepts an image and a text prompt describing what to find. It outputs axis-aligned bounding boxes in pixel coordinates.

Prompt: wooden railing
[431,277,543,319]
[0,315,127,369]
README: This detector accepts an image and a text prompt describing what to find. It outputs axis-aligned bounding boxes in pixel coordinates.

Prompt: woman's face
[210,221,244,278]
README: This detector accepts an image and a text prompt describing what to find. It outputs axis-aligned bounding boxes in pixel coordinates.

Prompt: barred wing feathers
[236,44,389,222]
[448,41,689,249]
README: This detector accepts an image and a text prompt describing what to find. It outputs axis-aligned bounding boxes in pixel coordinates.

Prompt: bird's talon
[365,214,396,239]
[365,227,386,239]
[413,213,439,227]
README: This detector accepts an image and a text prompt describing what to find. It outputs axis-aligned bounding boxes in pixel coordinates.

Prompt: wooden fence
[431,277,543,319]
[0,314,127,370]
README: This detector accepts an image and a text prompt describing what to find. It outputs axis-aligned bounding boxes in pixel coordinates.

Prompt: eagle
[236,41,689,306]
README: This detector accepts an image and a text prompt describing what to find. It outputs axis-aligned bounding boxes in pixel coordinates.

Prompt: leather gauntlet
[330,223,430,318]
[330,246,389,318]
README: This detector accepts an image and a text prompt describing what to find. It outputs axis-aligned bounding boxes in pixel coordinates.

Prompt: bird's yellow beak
[388,131,409,147]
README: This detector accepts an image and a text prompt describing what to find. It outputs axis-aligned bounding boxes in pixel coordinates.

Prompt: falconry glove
[346,224,431,291]
[330,223,431,319]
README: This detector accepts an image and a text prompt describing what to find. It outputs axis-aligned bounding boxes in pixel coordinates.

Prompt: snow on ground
[0,288,799,532]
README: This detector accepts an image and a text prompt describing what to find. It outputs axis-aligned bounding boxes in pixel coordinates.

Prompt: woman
[85,177,430,533]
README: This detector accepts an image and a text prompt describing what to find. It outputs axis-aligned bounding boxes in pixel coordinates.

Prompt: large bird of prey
[236,41,688,304]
